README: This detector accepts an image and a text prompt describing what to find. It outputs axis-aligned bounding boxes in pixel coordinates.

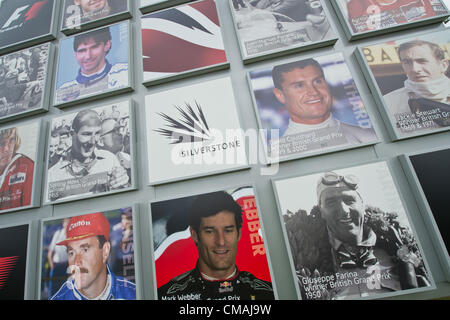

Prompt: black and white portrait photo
[273,161,433,300]
[230,0,336,61]
[44,101,135,203]
[0,43,51,121]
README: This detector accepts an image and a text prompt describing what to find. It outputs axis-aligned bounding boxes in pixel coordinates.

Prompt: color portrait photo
[336,0,448,36]
[249,52,378,163]
[62,0,129,32]
[151,186,275,300]
[359,29,450,139]
[40,208,137,300]
[54,21,130,106]
[0,121,40,213]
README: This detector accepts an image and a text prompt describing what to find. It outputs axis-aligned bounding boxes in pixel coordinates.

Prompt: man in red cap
[50,212,136,300]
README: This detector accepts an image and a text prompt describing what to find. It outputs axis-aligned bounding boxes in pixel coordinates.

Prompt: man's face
[58,133,71,153]
[399,45,448,83]
[72,124,101,160]
[18,59,26,73]
[100,120,123,154]
[49,136,59,155]
[121,214,132,230]
[273,66,333,125]
[319,187,365,245]
[74,0,108,13]
[191,211,241,279]
[74,37,111,76]
[0,132,16,170]
[66,236,110,297]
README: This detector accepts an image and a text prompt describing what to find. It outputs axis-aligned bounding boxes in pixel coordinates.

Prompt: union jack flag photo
[140,0,228,85]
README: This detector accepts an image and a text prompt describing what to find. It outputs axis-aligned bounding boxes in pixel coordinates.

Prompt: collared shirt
[283,114,337,137]
[56,62,128,104]
[46,148,125,201]
[327,228,402,299]
[50,265,136,300]
[281,114,377,143]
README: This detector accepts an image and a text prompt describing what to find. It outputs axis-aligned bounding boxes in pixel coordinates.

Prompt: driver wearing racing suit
[157,191,275,300]
[50,212,136,300]
[55,26,128,104]
[0,127,34,211]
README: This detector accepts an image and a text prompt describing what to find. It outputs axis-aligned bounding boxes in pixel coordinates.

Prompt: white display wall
[0,0,449,300]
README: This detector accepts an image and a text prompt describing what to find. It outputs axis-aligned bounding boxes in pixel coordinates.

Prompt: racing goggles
[320,172,359,190]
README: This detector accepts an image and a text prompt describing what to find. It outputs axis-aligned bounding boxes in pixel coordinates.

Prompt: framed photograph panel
[248,52,379,165]
[0,223,29,300]
[149,186,276,300]
[400,147,450,281]
[0,42,53,123]
[445,0,450,25]
[140,0,229,86]
[43,100,136,205]
[229,0,338,63]
[355,29,450,140]
[139,0,193,14]
[0,120,45,214]
[53,21,133,108]
[39,206,139,300]
[144,77,248,185]
[331,0,449,40]
[61,0,131,35]
[272,160,435,300]
[0,0,58,55]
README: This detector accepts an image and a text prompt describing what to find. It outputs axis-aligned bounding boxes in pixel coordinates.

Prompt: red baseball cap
[56,213,110,246]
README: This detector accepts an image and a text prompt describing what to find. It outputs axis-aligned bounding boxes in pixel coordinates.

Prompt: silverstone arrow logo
[155,101,211,144]
[0,256,18,290]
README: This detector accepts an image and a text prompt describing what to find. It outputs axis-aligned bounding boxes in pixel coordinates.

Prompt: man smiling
[272,59,377,141]
[157,191,274,300]
[69,0,128,23]
[51,212,136,300]
[46,109,130,201]
[56,25,128,104]
[383,39,450,128]
[75,0,112,18]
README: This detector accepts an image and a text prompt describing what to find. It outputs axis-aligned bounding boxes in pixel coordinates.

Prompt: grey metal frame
[271,158,437,300]
[36,203,142,300]
[0,0,60,55]
[228,0,339,64]
[143,75,250,186]
[354,28,450,141]
[42,99,138,205]
[399,146,450,282]
[0,118,46,215]
[52,20,134,109]
[60,0,132,35]
[331,0,450,41]
[147,183,279,300]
